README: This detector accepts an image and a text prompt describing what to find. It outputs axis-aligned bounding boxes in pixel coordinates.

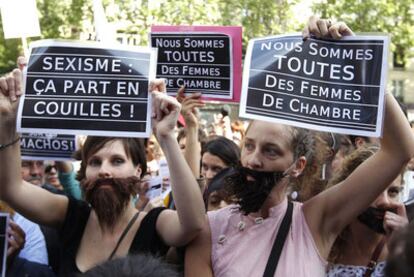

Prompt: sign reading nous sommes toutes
[150,26,242,102]
[20,133,77,161]
[240,35,389,137]
[17,40,157,137]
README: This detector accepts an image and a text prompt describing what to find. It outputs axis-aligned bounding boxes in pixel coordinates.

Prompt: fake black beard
[224,166,286,215]
[357,207,389,234]
[82,177,140,230]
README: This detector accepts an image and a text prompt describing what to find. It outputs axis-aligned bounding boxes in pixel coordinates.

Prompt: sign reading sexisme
[17,40,157,137]
[240,35,389,137]
[150,26,242,101]
[20,133,77,161]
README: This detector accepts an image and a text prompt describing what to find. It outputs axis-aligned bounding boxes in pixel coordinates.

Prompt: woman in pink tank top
[185,16,414,277]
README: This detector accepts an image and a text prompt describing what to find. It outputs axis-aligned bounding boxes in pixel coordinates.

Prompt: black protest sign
[150,31,233,99]
[240,35,388,137]
[20,133,77,161]
[0,214,8,277]
[17,40,157,137]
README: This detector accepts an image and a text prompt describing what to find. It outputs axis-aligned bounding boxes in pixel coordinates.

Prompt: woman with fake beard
[326,146,408,277]
[185,17,414,277]
[0,78,205,275]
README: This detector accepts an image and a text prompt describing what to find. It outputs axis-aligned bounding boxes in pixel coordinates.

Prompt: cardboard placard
[146,176,163,200]
[150,26,242,102]
[20,133,77,161]
[17,40,157,138]
[240,35,389,137]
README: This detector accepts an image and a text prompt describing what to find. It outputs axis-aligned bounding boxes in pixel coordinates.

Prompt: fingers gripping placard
[17,40,157,137]
[240,35,389,137]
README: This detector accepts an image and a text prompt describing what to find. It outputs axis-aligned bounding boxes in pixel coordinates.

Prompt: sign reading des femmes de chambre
[240,35,388,137]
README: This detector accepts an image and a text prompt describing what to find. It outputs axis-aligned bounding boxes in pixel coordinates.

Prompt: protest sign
[20,133,77,161]
[158,158,170,179]
[150,26,242,101]
[240,35,389,137]
[0,213,8,277]
[17,40,157,137]
[146,176,163,200]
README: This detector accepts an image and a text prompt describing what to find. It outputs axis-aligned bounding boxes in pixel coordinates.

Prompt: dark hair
[386,221,414,277]
[220,104,231,117]
[76,137,147,181]
[176,127,207,145]
[81,254,180,277]
[44,164,56,174]
[202,136,240,167]
[203,167,235,208]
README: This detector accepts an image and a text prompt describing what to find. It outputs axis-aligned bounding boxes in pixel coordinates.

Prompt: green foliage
[0,0,92,73]
[312,0,414,68]
[0,20,21,74]
[106,0,300,52]
[1,0,411,73]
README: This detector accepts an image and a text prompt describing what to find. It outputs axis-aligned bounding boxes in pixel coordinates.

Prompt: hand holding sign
[0,69,23,135]
[303,15,354,40]
[6,220,25,260]
[151,80,182,139]
[240,17,388,137]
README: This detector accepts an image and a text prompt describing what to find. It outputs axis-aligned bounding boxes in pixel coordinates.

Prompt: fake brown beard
[81,177,140,230]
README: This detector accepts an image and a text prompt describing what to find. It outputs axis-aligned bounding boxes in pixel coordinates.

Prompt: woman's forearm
[158,134,205,231]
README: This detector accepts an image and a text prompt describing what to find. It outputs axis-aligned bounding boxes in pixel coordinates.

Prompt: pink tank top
[208,199,327,277]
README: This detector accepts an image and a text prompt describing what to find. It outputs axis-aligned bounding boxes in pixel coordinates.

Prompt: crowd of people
[0,16,413,277]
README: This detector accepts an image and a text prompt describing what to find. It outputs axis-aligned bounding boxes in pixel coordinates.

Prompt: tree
[105,0,300,53]
[0,21,21,74]
[0,0,91,73]
[217,0,301,48]
[312,0,414,68]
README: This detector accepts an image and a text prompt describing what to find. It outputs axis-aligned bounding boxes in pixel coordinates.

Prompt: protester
[185,16,414,277]
[201,136,240,186]
[44,163,64,191]
[0,201,54,276]
[296,132,353,202]
[327,145,408,276]
[0,76,205,275]
[204,167,237,211]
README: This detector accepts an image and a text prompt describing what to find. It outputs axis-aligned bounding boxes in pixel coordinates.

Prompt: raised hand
[7,220,26,261]
[176,86,205,128]
[303,15,354,40]
[384,202,408,236]
[0,69,23,130]
[150,79,181,139]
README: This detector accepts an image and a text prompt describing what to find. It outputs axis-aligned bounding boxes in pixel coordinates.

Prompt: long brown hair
[327,145,378,263]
